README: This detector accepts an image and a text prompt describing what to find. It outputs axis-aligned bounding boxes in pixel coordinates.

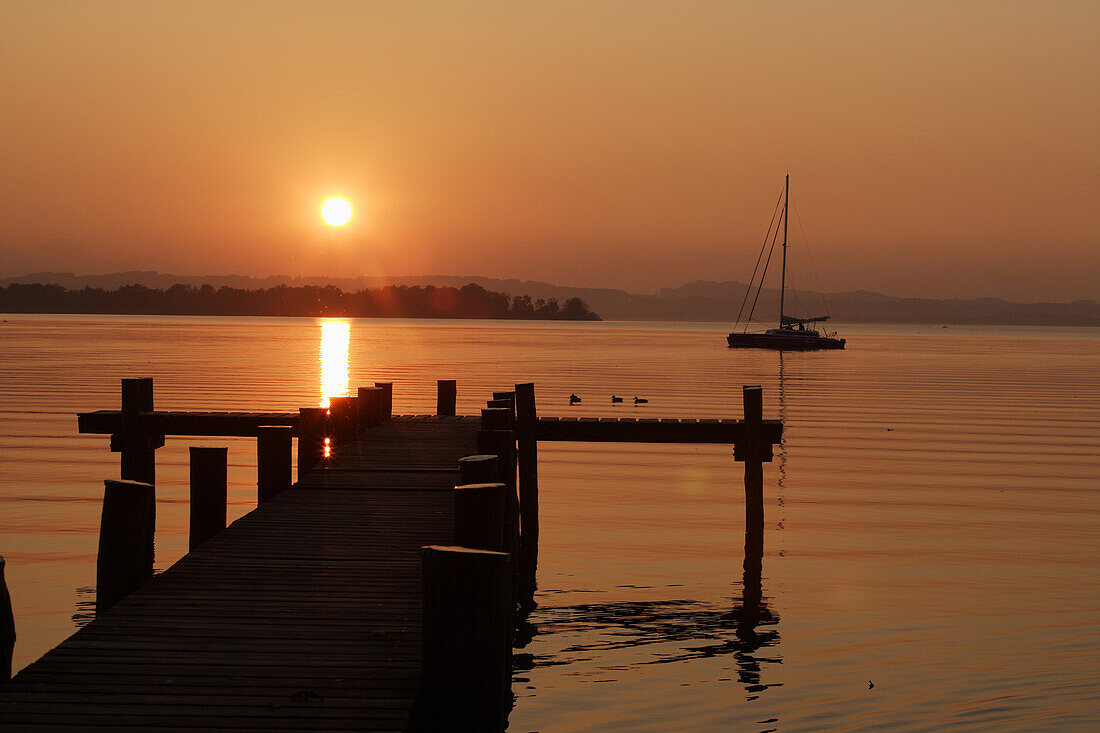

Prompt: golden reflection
[319,320,350,408]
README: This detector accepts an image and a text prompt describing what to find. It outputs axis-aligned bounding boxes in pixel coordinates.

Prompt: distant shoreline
[0,283,601,321]
[1,272,1096,326]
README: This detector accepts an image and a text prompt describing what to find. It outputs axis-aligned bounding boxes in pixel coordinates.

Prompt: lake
[1,314,1098,731]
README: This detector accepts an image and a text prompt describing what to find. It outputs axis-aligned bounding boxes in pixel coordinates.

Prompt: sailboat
[727,175,845,350]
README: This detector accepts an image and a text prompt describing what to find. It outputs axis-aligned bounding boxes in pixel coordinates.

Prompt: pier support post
[735,385,767,534]
[514,382,540,602]
[112,378,162,485]
[297,407,328,480]
[96,479,155,613]
[358,386,384,429]
[478,419,519,593]
[416,546,511,733]
[257,425,292,505]
[459,454,499,485]
[328,396,359,443]
[437,379,457,416]
[374,382,393,420]
[454,483,507,551]
[189,447,227,551]
[1,556,14,681]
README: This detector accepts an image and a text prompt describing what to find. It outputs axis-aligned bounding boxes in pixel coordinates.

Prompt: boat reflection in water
[319,320,351,408]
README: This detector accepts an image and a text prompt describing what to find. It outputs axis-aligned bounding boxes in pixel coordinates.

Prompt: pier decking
[1,416,480,730]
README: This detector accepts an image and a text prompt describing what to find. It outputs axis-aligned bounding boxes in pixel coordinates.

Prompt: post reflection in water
[318,320,351,408]
[517,449,784,720]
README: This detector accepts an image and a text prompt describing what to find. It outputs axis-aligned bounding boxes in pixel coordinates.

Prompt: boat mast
[778,173,789,328]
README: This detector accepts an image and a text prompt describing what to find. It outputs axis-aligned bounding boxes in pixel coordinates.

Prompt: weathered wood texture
[1,416,482,730]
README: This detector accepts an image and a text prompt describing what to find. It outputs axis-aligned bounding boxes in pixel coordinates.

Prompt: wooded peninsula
[0,283,601,320]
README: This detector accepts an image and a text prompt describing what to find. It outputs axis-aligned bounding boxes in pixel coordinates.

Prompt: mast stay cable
[734,189,784,329]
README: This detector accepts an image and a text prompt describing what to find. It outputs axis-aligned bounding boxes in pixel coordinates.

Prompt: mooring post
[1,555,14,682]
[486,399,515,429]
[478,413,519,592]
[454,483,507,552]
[437,379,457,417]
[514,382,540,601]
[113,377,161,485]
[257,425,292,505]
[96,479,155,613]
[459,454,500,484]
[358,386,384,429]
[737,385,766,534]
[328,395,359,443]
[297,407,329,480]
[415,546,511,732]
[189,446,227,551]
[374,382,393,420]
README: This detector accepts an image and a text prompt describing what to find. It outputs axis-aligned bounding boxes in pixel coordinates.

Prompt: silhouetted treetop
[0,282,601,320]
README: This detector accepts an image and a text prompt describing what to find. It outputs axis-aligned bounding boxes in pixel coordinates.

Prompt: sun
[321,198,352,226]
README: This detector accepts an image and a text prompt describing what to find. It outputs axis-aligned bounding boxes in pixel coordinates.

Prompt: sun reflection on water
[318,320,350,408]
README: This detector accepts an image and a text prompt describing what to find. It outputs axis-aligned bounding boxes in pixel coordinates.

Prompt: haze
[2,1,1097,301]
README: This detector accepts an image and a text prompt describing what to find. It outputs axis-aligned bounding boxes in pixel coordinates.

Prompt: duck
[569,394,581,405]
[611,395,623,403]
[633,396,648,404]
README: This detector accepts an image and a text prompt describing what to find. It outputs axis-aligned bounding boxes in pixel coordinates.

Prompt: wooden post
[415,546,511,732]
[1,555,14,681]
[481,407,512,431]
[358,386,384,429]
[96,479,155,613]
[486,400,515,429]
[374,382,393,420]
[738,385,765,534]
[437,379,457,416]
[257,426,292,505]
[478,426,519,589]
[297,407,328,480]
[328,395,359,443]
[459,454,499,485]
[454,483,507,552]
[115,377,159,485]
[514,382,540,600]
[189,446,227,551]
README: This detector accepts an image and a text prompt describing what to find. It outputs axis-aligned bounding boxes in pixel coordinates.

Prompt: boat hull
[727,332,846,350]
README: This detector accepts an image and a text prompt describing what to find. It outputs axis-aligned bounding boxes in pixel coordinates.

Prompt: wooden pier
[0,379,781,731]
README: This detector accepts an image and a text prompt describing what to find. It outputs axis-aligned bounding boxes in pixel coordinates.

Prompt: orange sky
[1,1,1097,301]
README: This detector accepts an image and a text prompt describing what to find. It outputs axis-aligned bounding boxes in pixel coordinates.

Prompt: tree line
[0,283,601,320]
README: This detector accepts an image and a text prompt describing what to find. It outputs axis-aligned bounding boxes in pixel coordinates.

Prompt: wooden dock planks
[1,416,482,730]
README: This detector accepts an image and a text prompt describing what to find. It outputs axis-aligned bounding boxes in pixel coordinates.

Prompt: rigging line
[792,202,831,316]
[746,204,784,325]
[735,189,785,328]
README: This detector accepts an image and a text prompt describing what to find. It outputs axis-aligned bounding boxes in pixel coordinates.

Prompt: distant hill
[2,271,1097,326]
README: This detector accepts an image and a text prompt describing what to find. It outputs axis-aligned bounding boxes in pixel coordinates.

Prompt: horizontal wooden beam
[535,416,782,444]
[78,410,782,445]
[78,410,299,437]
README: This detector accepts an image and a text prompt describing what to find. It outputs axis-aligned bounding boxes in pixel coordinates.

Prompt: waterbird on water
[611,395,623,403]
[569,394,581,405]
[634,396,648,404]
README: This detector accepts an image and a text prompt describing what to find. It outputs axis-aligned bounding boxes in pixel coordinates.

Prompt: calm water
[1,314,1098,731]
